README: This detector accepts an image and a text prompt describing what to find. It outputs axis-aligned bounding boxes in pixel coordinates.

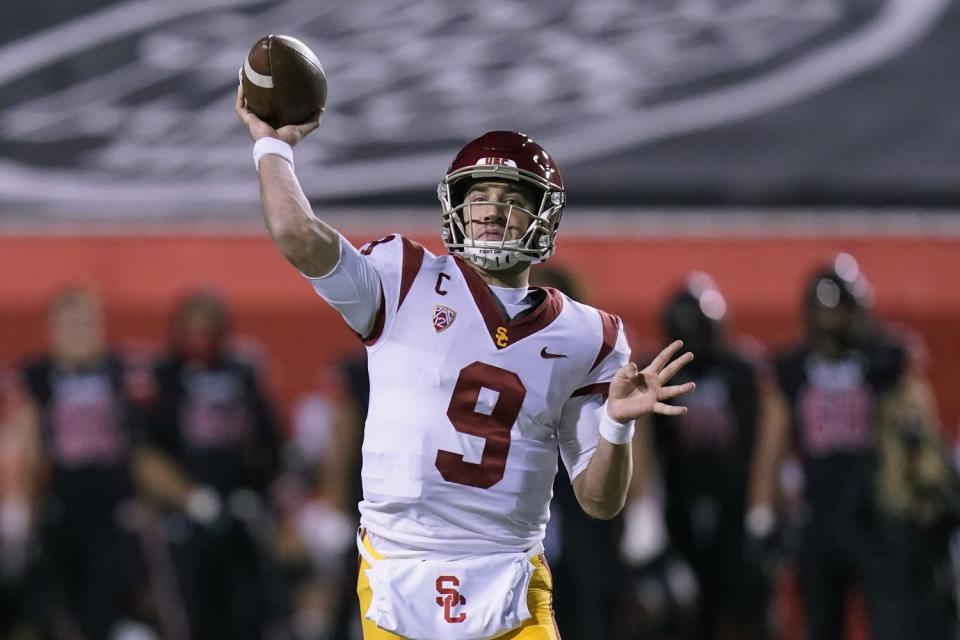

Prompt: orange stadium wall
[1,232,958,440]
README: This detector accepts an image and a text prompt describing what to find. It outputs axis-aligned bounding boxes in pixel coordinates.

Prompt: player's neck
[468,261,530,289]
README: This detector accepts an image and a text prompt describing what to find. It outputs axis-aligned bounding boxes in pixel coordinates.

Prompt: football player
[769,257,916,640]
[134,290,282,640]
[637,274,786,640]
[17,288,149,639]
[0,364,41,638]
[236,87,695,640]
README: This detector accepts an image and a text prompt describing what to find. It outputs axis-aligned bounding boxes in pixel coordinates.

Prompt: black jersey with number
[774,338,905,514]
[149,355,280,496]
[20,355,136,519]
[654,350,761,532]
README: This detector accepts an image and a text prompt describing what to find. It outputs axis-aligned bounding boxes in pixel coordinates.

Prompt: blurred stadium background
[1,0,959,639]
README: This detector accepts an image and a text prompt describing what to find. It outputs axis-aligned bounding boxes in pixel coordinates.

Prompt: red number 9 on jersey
[435,361,527,489]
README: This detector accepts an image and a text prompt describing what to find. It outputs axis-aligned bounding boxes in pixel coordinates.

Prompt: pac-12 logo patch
[432,305,457,332]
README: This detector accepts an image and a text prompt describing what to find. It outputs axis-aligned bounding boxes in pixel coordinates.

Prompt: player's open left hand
[235,85,322,147]
[606,340,695,423]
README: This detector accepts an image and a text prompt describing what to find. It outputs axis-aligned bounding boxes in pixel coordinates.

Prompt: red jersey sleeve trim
[591,311,621,371]
[571,382,611,398]
[360,284,387,346]
[398,237,425,310]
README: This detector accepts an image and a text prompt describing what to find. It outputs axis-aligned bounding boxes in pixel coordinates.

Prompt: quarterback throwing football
[237,87,694,640]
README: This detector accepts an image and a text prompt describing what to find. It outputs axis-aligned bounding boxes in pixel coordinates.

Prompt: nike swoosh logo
[540,347,568,359]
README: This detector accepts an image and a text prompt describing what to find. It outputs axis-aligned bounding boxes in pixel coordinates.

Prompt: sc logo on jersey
[436,575,467,623]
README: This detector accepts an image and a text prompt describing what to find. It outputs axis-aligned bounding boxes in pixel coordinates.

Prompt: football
[240,35,327,129]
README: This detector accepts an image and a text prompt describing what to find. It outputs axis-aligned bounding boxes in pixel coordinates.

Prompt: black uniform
[775,339,906,640]
[330,354,370,640]
[550,463,624,640]
[20,354,146,639]
[148,353,281,640]
[653,350,770,640]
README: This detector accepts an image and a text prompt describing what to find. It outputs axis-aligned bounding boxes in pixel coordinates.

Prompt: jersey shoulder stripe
[398,237,426,310]
[357,234,428,346]
[590,310,622,371]
[361,282,387,345]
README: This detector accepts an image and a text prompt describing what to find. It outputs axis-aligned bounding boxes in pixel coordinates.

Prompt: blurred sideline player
[871,339,959,639]
[0,365,40,640]
[274,358,369,640]
[134,290,282,640]
[17,288,151,639]
[762,255,955,640]
[621,274,786,640]
[237,88,696,639]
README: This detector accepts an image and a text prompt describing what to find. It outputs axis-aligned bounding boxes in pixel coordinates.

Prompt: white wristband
[599,405,635,445]
[253,137,295,172]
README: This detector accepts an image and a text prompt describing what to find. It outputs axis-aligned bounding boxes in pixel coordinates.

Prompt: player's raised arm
[573,341,695,519]
[236,85,384,338]
[235,86,338,278]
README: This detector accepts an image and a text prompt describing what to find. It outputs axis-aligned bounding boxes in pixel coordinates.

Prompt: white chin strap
[462,241,536,271]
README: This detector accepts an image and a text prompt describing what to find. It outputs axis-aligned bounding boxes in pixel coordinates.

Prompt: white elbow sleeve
[303,235,383,335]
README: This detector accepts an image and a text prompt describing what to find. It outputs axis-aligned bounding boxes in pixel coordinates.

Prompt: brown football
[240,35,327,129]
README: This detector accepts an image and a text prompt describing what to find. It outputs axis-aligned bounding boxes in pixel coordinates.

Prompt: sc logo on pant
[436,575,467,623]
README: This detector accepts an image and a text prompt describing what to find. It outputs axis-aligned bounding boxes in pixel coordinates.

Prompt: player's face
[50,295,106,366]
[462,181,537,243]
[807,304,859,353]
[175,302,226,362]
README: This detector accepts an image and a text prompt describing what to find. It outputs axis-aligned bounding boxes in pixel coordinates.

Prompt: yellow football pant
[356,535,561,639]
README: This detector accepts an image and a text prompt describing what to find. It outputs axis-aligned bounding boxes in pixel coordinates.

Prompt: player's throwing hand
[606,340,695,423]
[235,85,322,146]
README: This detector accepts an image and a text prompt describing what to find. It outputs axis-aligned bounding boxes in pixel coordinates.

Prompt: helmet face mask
[803,254,873,352]
[438,131,565,272]
[662,272,727,357]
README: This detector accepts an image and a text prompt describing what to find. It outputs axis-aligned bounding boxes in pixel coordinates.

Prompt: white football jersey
[347,235,629,555]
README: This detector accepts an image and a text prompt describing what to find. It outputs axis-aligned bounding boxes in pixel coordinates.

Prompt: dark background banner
[1,0,957,217]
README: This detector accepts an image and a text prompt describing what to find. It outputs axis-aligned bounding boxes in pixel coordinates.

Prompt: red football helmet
[438,131,566,270]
